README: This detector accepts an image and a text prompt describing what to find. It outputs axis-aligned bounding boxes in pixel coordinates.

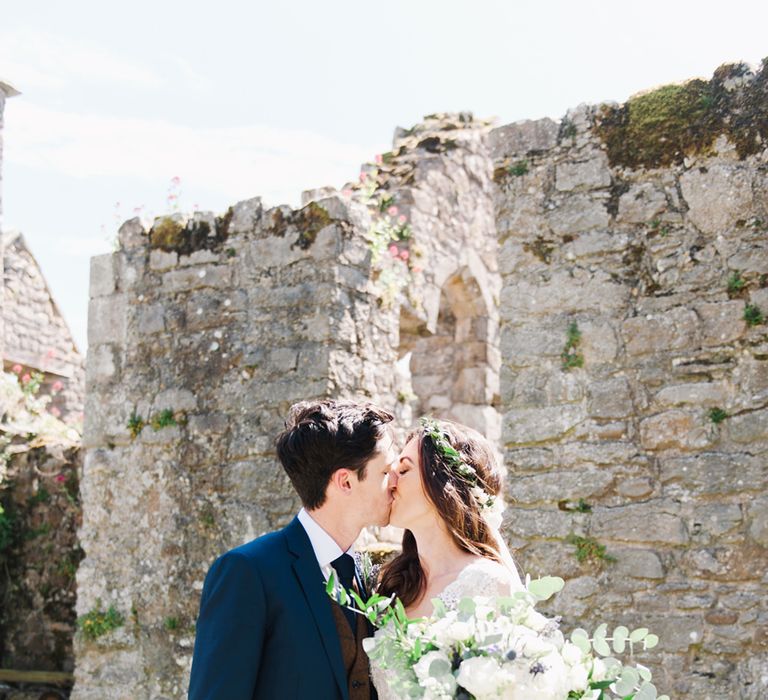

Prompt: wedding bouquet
[345,576,668,700]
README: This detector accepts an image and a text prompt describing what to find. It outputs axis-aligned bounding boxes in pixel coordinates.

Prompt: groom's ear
[329,468,354,495]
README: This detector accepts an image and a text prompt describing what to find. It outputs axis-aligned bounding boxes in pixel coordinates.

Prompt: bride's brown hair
[377,419,505,608]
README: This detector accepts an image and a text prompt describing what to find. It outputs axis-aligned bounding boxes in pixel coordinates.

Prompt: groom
[188,399,396,700]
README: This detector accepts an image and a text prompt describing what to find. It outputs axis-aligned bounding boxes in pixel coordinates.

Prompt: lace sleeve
[439,559,522,609]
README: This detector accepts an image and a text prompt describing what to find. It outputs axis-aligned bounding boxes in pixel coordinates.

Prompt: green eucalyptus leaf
[644,634,659,650]
[611,625,628,654]
[458,598,476,615]
[613,625,629,642]
[527,575,565,600]
[571,628,591,653]
[613,668,639,695]
[636,664,652,682]
[573,635,591,654]
[634,682,658,700]
[658,695,670,700]
[594,623,608,640]
[431,598,447,618]
[593,637,611,657]
[429,658,451,678]
[629,628,649,642]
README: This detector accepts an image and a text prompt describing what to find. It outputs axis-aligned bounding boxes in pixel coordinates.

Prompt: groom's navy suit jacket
[188,516,355,700]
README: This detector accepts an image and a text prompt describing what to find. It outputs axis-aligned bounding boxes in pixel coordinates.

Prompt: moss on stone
[294,202,333,250]
[150,217,185,251]
[595,60,768,169]
[149,209,233,256]
[265,201,333,250]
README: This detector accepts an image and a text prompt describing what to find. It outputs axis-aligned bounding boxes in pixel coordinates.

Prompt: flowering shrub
[1,371,80,471]
[346,158,421,307]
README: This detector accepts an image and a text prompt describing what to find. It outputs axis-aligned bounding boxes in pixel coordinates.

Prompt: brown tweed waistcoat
[329,599,372,700]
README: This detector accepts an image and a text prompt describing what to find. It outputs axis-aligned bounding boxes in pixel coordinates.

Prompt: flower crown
[419,417,504,526]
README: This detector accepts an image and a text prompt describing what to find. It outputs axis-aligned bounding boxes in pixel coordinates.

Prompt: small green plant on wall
[127,411,145,438]
[567,534,616,565]
[508,160,529,176]
[561,321,584,370]
[726,271,746,297]
[150,408,177,431]
[558,498,593,513]
[708,407,728,424]
[744,303,764,327]
[78,603,125,640]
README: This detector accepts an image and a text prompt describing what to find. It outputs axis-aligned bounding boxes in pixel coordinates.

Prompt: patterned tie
[331,553,358,632]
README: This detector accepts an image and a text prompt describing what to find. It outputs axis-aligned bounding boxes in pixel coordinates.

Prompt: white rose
[456,656,502,699]
[523,609,550,632]
[561,641,585,666]
[431,617,475,646]
[567,661,590,692]
[591,656,607,682]
[520,635,557,657]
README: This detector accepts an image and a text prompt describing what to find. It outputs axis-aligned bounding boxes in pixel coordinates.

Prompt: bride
[370,417,524,697]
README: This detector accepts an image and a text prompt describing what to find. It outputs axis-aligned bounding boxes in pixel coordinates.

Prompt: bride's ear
[329,468,353,494]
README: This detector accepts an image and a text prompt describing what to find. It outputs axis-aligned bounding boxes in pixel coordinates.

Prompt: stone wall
[74,114,501,698]
[74,62,768,699]
[2,231,85,422]
[493,62,767,699]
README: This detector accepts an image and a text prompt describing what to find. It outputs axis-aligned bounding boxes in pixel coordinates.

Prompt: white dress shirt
[297,508,355,583]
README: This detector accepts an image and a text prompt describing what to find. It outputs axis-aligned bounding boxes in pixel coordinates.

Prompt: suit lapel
[285,517,348,700]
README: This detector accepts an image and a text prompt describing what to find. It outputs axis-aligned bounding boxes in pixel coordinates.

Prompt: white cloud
[0,29,164,91]
[4,101,381,206]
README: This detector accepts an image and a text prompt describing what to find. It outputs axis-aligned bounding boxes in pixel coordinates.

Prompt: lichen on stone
[594,60,768,169]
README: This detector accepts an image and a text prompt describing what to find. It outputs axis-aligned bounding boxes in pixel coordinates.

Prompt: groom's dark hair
[275,399,394,509]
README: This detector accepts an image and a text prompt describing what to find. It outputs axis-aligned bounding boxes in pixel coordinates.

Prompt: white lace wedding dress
[369,558,524,700]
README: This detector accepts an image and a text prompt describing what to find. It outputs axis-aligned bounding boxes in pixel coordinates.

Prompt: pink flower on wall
[50,406,61,417]
[52,380,64,393]
[375,154,383,164]
[11,364,22,374]
[387,206,399,217]
[359,172,368,183]
[21,373,31,384]
[400,250,410,261]
[388,245,399,257]
[398,215,407,225]
[55,473,67,483]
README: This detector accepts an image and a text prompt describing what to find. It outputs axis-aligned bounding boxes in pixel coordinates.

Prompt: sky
[1,0,767,352]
